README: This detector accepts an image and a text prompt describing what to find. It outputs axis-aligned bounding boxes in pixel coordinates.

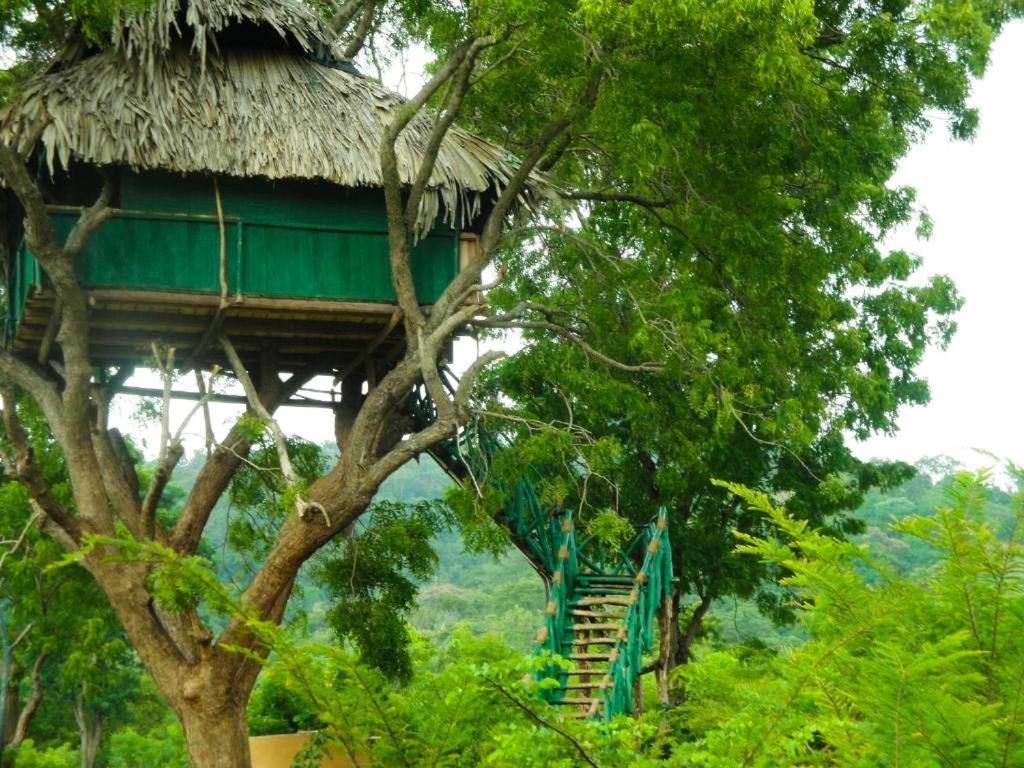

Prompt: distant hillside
[173,449,1006,653]
[715,460,1016,647]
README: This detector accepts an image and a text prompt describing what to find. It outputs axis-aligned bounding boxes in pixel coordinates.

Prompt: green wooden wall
[15,169,459,310]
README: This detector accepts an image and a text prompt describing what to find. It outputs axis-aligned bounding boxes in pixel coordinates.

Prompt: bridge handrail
[533,509,577,695]
[406,389,673,719]
[597,506,673,719]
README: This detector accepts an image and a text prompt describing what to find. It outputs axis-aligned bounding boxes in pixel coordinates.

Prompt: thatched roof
[1,0,536,231]
[114,0,339,68]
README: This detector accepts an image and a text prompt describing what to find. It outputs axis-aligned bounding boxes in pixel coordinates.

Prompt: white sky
[112,22,1024,472]
[852,20,1024,470]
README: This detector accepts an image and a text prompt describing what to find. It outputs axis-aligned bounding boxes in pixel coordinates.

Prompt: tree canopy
[451,0,1015,678]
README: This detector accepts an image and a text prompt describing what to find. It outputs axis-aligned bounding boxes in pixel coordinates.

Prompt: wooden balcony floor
[15,287,408,375]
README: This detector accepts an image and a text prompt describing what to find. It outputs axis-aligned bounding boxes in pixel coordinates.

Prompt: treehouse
[0,1,676,722]
[0,0,528,375]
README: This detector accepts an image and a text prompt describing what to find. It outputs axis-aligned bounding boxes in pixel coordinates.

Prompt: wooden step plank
[568,638,618,647]
[564,682,607,690]
[553,697,601,705]
[569,653,613,661]
[572,623,621,631]
[572,596,633,606]
[571,609,625,619]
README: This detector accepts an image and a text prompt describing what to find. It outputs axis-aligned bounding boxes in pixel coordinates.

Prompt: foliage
[0,398,148,765]
[410,528,542,652]
[245,621,648,768]
[1,0,1021,760]
[461,0,1023,660]
[660,470,1024,766]
[238,465,1024,767]
[290,731,332,768]
[227,437,327,566]
[586,508,636,548]
[0,0,151,102]
[13,435,1024,768]
[313,499,454,681]
[104,720,188,768]
[8,739,79,768]
[247,665,320,737]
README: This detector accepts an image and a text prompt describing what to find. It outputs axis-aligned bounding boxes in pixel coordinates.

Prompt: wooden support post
[36,297,62,365]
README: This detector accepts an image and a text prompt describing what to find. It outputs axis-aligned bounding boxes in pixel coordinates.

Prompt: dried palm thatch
[1,0,540,232]
[115,0,339,69]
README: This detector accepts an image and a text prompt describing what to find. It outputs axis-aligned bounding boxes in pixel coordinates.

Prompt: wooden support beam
[86,289,401,317]
[114,386,334,409]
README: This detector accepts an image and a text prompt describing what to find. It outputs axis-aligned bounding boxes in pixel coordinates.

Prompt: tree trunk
[1,680,16,746]
[2,651,46,757]
[654,590,714,706]
[655,590,679,706]
[179,699,252,768]
[678,593,713,666]
[73,689,103,768]
[80,719,102,768]
[0,680,15,768]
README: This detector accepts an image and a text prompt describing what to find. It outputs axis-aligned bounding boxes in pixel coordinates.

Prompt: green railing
[534,509,577,695]
[596,507,673,718]
[406,384,673,719]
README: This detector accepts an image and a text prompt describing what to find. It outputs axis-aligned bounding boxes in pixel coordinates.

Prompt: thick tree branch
[380,36,478,329]
[679,592,714,664]
[219,336,328,524]
[0,143,57,260]
[364,349,504,491]
[61,172,114,259]
[430,66,604,329]
[341,0,377,59]
[479,66,602,254]
[9,651,47,749]
[0,352,63,438]
[404,35,497,231]
[328,0,370,34]
[169,369,311,554]
[16,176,118,537]
[90,424,146,540]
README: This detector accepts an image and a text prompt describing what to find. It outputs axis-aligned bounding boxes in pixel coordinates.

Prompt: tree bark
[678,592,713,666]
[73,689,102,768]
[1,680,15,747]
[179,697,252,768]
[8,652,45,751]
[651,590,714,706]
[655,590,679,706]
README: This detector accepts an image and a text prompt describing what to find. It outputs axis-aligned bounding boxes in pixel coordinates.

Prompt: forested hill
[857,459,1015,570]
[400,457,1016,651]
[169,449,545,650]
[160,451,1013,652]
[279,454,1011,651]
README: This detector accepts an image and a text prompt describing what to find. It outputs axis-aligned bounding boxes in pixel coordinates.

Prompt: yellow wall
[249,733,365,768]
